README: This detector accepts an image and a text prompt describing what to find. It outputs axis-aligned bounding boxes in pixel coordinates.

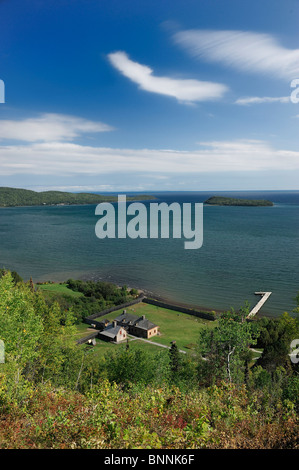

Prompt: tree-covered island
[204,196,274,206]
[0,187,154,207]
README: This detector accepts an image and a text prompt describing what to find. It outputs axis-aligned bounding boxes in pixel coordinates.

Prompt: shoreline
[137,287,225,315]
[38,272,227,315]
[34,272,279,319]
[32,272,279,318]
[0,197,157,210]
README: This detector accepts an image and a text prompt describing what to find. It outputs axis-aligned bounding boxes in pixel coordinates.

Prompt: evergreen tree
[29,277,34,292]
[169,341,180,374]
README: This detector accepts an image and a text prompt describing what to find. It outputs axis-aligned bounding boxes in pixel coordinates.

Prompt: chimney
[113,321,117,328]
[142,315,145,320]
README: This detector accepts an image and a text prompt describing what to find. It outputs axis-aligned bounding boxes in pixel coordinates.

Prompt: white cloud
[0,139,298,177]
[0,113,113,142]
[235,96,290,105]
[107,51,228,103]
[173,29,299,80]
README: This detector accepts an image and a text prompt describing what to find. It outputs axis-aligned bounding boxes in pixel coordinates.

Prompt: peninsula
[0,187,153,207]
[204,196,274,207]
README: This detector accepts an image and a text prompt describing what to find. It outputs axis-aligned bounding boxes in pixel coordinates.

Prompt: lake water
[0,190,298,317]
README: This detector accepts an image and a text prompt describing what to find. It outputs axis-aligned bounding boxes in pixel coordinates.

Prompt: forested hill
[204,196,274,206]
[0,187,153,207]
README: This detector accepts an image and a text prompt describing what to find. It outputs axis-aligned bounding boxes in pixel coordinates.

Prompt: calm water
[0,191,298,317]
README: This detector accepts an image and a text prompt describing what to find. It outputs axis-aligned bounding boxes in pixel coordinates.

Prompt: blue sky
[0,0,299,191]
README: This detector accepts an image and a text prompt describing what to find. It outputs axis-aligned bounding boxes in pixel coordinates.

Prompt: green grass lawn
[75,322,98,338]
[91,302,216,353]
[38,283,84,298]
[77,333,168,359]
[39,283,216,356]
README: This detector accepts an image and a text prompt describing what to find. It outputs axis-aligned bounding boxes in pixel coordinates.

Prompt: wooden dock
[247,292,272,318]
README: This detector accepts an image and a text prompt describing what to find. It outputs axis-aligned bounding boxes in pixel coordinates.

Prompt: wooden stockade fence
[76,331,99,345]
[143,297,216,321]
[83,294,145,329]
[77,290,270,346]
[85,293,145,321]
[78,293,216,345]
[79,294,146,343]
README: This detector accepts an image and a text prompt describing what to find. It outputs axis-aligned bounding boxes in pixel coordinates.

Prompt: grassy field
[91,302,216,353]
[38,283,84,298]
[86,337,169,357]
[76,329,169,359]
[38,284,217,355]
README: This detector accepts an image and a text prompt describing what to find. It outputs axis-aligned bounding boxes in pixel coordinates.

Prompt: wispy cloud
[173,29,299,80]
[0,113,113,142]
[1,139,298,177]
[107,51,228,103]
[235,96,291,105]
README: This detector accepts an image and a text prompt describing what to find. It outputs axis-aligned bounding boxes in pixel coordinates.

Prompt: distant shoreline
[0,186,155,208]
[0,198,158,210]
